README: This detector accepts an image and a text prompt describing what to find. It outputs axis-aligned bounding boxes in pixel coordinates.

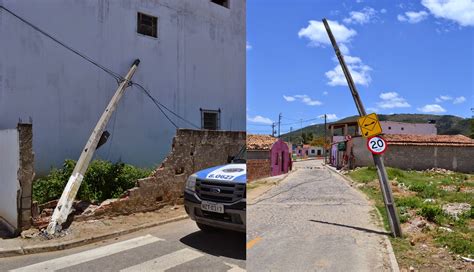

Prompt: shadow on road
[179,230,246,260]
[309,219,391,236]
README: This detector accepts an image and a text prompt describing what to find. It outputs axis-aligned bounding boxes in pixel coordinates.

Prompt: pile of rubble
[424,168,455,175]
[441,203,471,220]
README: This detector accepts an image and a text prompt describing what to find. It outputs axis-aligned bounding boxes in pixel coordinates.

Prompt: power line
[2,5,199,130]
[247,123,273,127]
[0,5,123,82]
[132,83,200,129]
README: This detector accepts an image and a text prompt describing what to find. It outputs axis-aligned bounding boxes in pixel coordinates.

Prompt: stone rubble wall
[352,136,474,173]
[18,124,35,231]
[82,129,246,218]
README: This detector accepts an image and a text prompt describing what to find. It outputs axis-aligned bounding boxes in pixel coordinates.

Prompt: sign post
[323,19,402,237]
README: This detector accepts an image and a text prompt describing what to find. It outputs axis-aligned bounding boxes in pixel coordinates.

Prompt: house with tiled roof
[247,134,292,181]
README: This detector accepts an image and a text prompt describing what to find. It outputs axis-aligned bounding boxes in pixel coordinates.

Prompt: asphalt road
[0,219,245,272]
[247,160,393,272]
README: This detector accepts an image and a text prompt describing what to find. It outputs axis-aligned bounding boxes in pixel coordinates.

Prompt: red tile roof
[247,134,277,151]
[383,134,474,147]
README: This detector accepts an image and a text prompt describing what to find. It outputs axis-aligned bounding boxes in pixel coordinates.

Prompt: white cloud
[294,94,322,106]
[298,20,357,48]
[367,107,379,113]
[453,96,466,104]
[380,8,387,14]
[325,63,372,86]
[246,42,252,50]
[418,104,446,113]
[299,20,373,87]
[435,95,453,102]
[343,55,362,64]
[283,95,296,102]
[284,94,322,106]
[247,115,273,125]
[422,0,474,26]
[377,92,411,108]
[343,7,377,25]
[319,114,338,120]
[398,11,429,23]
[323,91,329,95]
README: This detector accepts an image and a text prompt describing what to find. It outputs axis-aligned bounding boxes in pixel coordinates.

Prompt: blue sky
[246,0,473,134]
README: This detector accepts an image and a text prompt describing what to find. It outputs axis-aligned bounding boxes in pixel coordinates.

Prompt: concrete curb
[248,170,294,204]
[324,165,400,272]
[0,215,188,258]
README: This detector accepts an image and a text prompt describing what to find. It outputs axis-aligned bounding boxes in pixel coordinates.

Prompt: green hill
[280,114,473,143]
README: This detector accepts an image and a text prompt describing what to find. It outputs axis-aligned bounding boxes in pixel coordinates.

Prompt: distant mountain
[280,114,473,142]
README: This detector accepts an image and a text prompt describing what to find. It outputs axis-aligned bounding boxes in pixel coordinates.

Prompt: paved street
[0,219,245,272]
[247,160,394,272]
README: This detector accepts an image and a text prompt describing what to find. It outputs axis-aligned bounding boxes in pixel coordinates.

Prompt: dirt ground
[346,167,474,272]
[3,205,186,249]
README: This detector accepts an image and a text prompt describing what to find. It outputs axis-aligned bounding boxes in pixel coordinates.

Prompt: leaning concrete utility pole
[47,59,141,235]
[322,19,402,237]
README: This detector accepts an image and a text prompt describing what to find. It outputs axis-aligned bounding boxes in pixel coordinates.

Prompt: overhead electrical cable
[1,5,199,130]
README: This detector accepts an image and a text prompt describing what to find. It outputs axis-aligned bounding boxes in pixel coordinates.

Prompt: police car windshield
[232,145,246,163]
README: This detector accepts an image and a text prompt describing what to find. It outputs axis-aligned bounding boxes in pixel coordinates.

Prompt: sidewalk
[0,205,187,258]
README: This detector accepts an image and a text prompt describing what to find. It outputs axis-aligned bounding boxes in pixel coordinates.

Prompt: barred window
[211,0,229,8]
[137,12,157,38]
[201,109,221,130]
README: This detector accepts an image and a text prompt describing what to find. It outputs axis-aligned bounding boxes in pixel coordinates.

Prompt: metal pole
[272,123,275,137]
[47,59,141,235]
[323,18,402,237]
[278,113,282,137]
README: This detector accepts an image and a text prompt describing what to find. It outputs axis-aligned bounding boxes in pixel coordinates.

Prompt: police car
[184,149,246,232]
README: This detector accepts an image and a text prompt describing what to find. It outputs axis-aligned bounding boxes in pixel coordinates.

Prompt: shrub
[387,168,406,179]
[396,196,423,209]
[419,205,442,222]
[33,160,152,204]
[436,232,474,255]
[408,182,427,193]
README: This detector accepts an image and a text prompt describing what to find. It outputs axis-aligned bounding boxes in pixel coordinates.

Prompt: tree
[470,118,474,139]
[301,132,314,144]
[310,137,325,147]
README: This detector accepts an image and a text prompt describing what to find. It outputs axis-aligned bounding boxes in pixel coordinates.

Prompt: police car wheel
[196,222,218,232]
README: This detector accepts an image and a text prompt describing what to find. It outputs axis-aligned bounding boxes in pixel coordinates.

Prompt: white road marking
[225,262,246,272]
[10,235,163,272]
[120,248,203,272]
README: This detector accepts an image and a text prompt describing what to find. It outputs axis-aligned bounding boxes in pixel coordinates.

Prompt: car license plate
[201,201,224,214]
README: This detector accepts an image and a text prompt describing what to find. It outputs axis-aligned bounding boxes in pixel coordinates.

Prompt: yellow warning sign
[358,113,383,138]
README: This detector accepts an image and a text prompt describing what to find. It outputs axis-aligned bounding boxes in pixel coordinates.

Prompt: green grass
[346,166,474,256]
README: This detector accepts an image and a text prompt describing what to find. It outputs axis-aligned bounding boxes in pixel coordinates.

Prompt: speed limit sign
[367,136,388,155]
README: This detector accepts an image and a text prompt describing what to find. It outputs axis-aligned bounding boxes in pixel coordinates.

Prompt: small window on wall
[137,12,158,38]
[211,0,230,8]
[201,108,221,130]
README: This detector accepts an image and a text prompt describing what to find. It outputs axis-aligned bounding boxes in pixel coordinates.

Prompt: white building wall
[0,0,246,174]
[308,146,324,157]
[381,121,437,135]
[0,129,20,230]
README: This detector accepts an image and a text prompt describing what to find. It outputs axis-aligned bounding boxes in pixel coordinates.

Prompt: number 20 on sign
[367,136,388,155]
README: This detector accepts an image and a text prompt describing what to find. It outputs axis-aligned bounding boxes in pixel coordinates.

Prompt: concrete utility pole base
[47,59,141,235]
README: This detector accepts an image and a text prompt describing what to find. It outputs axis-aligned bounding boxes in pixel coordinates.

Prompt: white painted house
[0,0,246,174]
